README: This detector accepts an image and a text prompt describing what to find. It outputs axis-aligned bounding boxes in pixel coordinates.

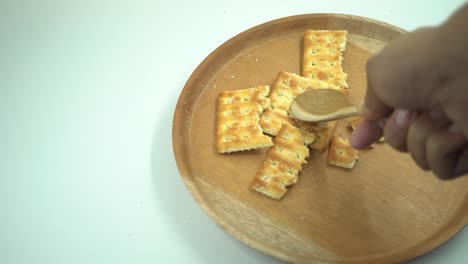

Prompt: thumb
[360,75,392,121]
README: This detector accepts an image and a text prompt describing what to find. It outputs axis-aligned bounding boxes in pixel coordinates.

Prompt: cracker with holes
[251,123,316,199]
[216,86,273,153]
[303,30,348,88]
[348,117,385,145]
[259,71,345,136]
[292,120,338,151]
[328,135,359,169]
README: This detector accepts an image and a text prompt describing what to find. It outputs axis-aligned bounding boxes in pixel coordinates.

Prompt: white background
[1,0,467,263]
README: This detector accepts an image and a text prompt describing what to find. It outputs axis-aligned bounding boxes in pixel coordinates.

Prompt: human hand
[350,4,468,179]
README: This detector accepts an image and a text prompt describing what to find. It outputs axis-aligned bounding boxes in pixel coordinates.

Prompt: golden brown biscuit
[259,71,345,136]
[293,120,338,151]
[216,86,273,153]
[251,123,315,199]
[303,30,348,88]
[327,135,359,169]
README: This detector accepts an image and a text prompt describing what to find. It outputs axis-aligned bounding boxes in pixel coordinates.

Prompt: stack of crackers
[216,30,361,200]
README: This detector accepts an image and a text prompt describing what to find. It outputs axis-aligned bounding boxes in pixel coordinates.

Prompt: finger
[361,65,392,120]
[426,124,468,180]
[407,109,451,170]
[350,119,384,149]
[383,109,418,152]
[454,148,468,178]
[441,74,468,139]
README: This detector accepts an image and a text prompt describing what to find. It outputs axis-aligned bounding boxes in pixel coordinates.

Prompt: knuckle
[426,134,443,156]
[384,115,409,152]
[407,129,430,170]
[426,133,456,180]
[407,116,430,147]
[407,123,420,148]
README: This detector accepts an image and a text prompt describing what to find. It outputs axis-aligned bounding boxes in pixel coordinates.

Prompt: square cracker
[303,30,348,88]
[251,123,316,199]
[327,135,359,169]
[259,71,346,136]
[216,86,273,153]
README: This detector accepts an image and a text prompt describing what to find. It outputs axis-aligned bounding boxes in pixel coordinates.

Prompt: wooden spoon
[289,89,359,122]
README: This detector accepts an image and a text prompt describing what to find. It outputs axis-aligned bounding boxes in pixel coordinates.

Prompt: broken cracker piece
[216,86,273,153]
[328,135,359,169]
[303,30,348,88]
[293,120,337,151]
[251,123,315,199]
[348,117,362,130]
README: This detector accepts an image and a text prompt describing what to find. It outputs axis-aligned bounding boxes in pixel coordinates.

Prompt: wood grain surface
[172,14,468,264]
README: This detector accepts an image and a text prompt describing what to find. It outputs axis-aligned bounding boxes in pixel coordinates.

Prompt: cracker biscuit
[303,30,348,88]
[259,71,345,136]
[216,86,273,153]
[251,123,315,199]
[293,120,338,151]
[328,135,359,169]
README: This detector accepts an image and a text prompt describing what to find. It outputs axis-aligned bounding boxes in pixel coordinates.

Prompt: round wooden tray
[172,14,468,264]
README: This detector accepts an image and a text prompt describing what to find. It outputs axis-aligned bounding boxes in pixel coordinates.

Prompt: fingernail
[395,109,415,127]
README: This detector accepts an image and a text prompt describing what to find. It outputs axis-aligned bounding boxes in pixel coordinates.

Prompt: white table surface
[1,1,467,263]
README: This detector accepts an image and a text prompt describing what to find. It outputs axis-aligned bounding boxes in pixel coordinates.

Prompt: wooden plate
[172,14,468,263]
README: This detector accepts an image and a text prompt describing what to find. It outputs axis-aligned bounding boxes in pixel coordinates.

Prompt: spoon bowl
[289,89,359,122]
